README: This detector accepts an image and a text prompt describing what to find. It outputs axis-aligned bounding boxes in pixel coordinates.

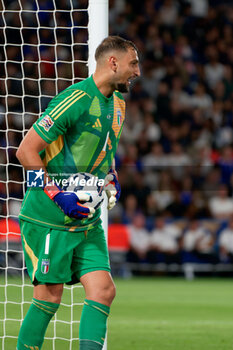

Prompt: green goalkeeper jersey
[19,76,125,231]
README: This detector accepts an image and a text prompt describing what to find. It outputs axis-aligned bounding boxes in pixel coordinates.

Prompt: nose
[135,64,141,77]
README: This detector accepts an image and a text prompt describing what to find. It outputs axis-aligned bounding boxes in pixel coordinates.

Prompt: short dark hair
[95,36,138,61]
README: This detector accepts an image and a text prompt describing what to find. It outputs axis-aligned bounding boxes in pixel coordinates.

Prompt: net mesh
[0,1,89,348]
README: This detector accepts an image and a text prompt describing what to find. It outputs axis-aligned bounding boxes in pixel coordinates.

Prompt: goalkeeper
[16,36,140,350]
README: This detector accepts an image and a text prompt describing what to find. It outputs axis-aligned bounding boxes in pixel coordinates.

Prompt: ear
[108,56,118,73]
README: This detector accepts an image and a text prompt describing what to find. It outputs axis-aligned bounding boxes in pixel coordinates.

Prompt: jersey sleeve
[33,89,90,144]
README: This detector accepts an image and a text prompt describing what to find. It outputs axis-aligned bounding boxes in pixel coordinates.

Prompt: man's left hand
[104,169,121,210]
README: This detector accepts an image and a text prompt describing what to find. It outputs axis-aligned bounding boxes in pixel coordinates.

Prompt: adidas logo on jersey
[93,118,102,130]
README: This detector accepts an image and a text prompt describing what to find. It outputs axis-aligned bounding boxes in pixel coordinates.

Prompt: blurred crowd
[2,0,233,267]
[109,215,233,268]
[110,0,233,226]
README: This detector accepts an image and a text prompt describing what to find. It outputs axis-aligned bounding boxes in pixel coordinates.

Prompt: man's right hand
[44,182,95,219]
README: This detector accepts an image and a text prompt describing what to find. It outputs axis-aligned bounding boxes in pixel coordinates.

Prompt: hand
[44,183,95,219]
[104,169,121,210]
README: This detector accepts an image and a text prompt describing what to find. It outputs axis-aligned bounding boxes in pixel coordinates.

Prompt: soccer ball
[63,172,105,210]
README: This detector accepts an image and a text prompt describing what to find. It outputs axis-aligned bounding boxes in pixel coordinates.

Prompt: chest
[83,95,125,139]
[67,95,125,158]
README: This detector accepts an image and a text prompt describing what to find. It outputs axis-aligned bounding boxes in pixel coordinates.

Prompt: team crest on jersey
[38,115,54,132]
[41,259,50,274]
[117,109,122,125]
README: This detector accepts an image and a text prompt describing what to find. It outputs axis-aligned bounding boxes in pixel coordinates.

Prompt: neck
[92,70,115,98]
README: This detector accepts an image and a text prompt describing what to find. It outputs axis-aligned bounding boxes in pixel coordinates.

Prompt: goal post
[88,3,109,349]
[0,1,109,349]
[88,0,109,263]
[88,0,109,76]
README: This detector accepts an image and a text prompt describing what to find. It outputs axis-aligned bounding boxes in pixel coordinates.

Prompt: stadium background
[2,0,233,274]
[2,1,233,350]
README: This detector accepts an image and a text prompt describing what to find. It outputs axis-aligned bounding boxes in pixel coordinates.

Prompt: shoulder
[59,79,92,102]
[41,81,94,124]
[70,77,93,98]
[49,80,92,110]
[54,77,94,101]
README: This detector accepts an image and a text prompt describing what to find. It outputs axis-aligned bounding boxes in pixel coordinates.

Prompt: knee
[33,283,63,305]
[48,284,63,304]
[92,282,116,306]
[48,294,62,305]
[105,282,116,304]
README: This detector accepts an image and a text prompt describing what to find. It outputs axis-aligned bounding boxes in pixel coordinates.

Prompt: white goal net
[0,0,107,349]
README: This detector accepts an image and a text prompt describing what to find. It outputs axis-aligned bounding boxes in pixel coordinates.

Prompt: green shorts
[19,219,110,285]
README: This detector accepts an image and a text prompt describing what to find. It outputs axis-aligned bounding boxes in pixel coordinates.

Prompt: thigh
[20,220,84,285]
[71,223,111,282]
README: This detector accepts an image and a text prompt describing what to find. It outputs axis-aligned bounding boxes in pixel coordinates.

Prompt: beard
[116,83,129,93]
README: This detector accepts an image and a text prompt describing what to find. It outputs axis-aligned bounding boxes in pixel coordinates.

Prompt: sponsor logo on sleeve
[38,115,54,132]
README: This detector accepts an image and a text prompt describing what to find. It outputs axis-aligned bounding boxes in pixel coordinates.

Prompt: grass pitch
[1,276,233,349]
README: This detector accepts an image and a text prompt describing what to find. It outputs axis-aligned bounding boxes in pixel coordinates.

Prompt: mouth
[127,77,134,85]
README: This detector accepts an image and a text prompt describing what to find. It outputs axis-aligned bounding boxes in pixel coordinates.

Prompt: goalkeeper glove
[104,169,121,210]
[44,182,95,219]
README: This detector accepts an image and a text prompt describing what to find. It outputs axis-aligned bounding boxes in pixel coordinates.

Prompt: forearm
[16,127,50,181]
[17,148,44,171]
[17,149,51,183]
